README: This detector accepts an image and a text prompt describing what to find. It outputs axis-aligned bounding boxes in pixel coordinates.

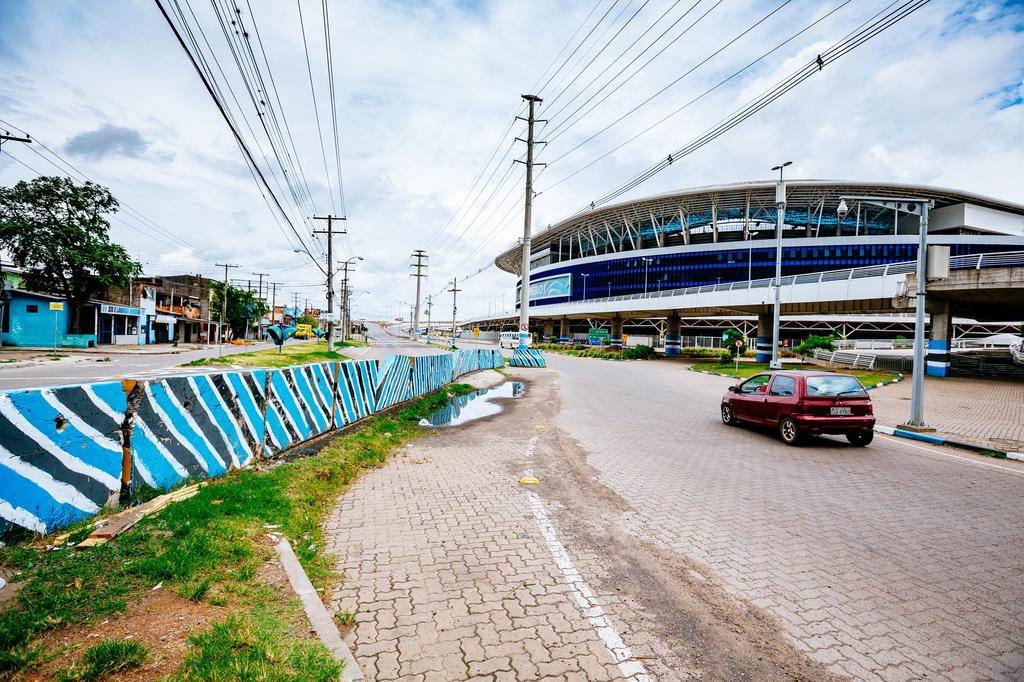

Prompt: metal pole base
[897,422,936,433]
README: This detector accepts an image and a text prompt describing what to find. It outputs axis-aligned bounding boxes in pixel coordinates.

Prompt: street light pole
[769,161,792,370]
[839,195,933,428]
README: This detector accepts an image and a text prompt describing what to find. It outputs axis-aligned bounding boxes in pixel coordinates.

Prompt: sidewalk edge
[874,425,1022,461]
[275,538,364,681]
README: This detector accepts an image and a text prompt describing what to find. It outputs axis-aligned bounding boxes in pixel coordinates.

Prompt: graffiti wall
[0,349,504,534]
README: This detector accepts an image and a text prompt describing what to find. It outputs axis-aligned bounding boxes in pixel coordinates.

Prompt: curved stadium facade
[492,180,1024,366]
[498,180,1024,300]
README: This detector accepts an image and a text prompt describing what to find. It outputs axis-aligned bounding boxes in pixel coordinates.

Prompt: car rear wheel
[721,404,737,426]
[847,430,874,447]
[779,417,802,445]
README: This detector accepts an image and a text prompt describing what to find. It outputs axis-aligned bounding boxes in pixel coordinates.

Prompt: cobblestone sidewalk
[324,371,655,681]
[870,375,1024,452]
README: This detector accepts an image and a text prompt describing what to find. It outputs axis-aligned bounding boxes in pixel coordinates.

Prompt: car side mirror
[728,385,739,393]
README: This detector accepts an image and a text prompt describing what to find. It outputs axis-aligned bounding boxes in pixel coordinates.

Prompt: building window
[26,304,39,313]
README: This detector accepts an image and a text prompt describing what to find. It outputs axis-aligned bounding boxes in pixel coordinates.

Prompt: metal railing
[557,249,1024,308]
[812,348,877,369]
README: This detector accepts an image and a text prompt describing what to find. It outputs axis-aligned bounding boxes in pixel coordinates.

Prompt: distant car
[720,371,875,446]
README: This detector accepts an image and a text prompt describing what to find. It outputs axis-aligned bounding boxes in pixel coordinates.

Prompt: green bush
[794,334,836,356]
[718,350,733,365]
[622,345,656,360]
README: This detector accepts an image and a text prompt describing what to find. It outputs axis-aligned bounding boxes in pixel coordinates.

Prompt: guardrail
[811,348,877,369]
[553,249,1024,308]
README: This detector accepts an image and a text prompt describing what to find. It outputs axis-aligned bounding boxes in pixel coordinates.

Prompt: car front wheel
[779,416,802,445]
[847,430,874,447]
[721,403,737,426]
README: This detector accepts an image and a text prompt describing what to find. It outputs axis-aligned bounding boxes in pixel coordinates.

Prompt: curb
[275,538,364,681]
[874,425,1024,461]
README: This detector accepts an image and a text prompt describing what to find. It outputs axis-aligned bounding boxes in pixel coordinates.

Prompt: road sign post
[49,302,64,349]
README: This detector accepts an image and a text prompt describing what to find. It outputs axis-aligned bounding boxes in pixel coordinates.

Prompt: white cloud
[0,0,1021,323]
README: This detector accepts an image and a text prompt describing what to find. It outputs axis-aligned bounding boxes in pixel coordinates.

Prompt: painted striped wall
[0,349,504,535]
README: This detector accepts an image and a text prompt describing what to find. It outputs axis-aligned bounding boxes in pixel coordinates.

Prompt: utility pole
[313,214,346,350]
[410,249,428,337]
[448,278,461,347]
[514,94,545,348]
[270,282,278,326]
[0,133,31,351]
[425,294,433,344]
[770,161,792,370]
[253,272,269,340]
[215,263,239,356]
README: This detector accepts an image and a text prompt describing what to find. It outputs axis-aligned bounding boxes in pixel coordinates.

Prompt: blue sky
[0,0,1022,320]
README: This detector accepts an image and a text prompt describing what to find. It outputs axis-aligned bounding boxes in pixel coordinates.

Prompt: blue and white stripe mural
[0,349,504,534]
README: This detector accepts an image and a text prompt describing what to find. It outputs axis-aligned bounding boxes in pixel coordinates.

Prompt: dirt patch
[521,368,838,681]
[13,544,311,681]
[15,587,226,681]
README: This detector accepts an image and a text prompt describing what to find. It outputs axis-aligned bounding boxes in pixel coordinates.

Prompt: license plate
[830,406,852,416]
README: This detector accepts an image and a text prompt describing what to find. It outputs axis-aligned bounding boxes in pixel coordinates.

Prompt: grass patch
[335,339,368,348]
[168,608,340,682]
[181,341,349,368]
[0,383,473,675]
[334,611,356,625]
[58,639,148,681]
[691,361,898,387]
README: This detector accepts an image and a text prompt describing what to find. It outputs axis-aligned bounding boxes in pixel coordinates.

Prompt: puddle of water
[421,381,525,427]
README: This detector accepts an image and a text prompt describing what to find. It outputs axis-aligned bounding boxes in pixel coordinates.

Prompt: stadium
[487,180,1024,371]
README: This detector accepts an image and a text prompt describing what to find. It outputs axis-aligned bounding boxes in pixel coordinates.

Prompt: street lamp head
[771,161,793,171]
[836,198,850,220]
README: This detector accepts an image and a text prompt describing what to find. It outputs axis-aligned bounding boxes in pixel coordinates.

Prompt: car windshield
[805,375,866,397]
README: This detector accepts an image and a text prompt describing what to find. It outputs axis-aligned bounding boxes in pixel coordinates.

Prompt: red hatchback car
[720,371,875,446]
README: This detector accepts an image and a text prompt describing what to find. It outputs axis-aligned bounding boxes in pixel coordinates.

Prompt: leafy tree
[296,314,318,327]
[208,281,269,337]
[722,328,745,356]
[794,334,836,356]
[0,176,141,333]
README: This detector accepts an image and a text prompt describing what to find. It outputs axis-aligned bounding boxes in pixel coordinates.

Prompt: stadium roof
[494,180,1024,273]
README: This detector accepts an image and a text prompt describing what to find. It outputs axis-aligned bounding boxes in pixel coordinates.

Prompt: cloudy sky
[0,0,1021,322]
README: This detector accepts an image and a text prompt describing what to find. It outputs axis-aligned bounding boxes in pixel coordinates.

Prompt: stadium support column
[559,317,570,343]
[927,300,952,377]
[542,319,554,341]
[756,311,773,363]
[665,312,681,357]
[610,315,623,350]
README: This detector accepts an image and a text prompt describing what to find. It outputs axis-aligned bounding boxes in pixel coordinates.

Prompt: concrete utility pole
[448,278,461,347]
[269,282,278,326]
[410,250,428,336]
[338,256,362,341]
[515,94,544,348]
[425,294,433,344]
[0,133,31,351]
[215,263,239,356]
[313,215,346,350]
[253,272,269,340]
[770,161,792,370]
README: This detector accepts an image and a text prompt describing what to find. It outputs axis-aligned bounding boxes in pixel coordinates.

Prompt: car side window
[739,375,771,394]
[769,375,797,397]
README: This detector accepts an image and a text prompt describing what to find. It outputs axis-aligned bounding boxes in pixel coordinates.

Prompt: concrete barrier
[0,349,504,535]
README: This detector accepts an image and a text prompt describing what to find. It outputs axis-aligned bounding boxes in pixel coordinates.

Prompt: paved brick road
[553,356,1024,681]
[870,375,1024,452]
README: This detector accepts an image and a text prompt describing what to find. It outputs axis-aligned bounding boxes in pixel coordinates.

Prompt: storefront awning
[155,314,175,324]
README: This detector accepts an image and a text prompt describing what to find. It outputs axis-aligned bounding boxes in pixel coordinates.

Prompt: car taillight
[866,404,874,415]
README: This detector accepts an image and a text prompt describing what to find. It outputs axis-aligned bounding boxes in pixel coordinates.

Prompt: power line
[543,0,848,174]
[570,0,932,213]
[154,0,325,275]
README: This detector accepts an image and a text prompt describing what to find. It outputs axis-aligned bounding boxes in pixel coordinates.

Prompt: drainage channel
[419,381,525,427]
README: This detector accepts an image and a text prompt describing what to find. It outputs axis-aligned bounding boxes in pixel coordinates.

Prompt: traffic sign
[472,327,480,336]
[49,302,64,311]
[519,322,529,332]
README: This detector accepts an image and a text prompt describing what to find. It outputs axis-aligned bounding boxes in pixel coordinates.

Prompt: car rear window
[805,375,866,397]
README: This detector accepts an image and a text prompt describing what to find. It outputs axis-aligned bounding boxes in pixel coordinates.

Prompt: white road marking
[521,432,650,681]
[525,491,651,681]
[876,434,1024,477]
